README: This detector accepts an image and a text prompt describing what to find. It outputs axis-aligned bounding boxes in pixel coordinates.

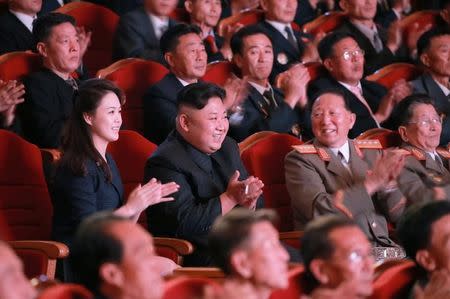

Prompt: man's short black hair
[317,31,358,61]
[33,12,76,44]
[176,82,226,110]
[300,215,357,292]
[310,88,352,112]
[397,201,450,270]
[391,94,436,127]
[417,27,450,57]
[208,208,278,275]
[230,25,272,56]
[70,212,129,295]
[160,23,202,55]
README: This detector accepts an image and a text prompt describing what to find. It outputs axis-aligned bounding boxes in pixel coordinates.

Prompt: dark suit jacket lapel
[163,73,185,103]
[422,73,448,109]
[8,12,33,46]
[261,21,299,59]
[137,7,158,46]
[247,84,270,118]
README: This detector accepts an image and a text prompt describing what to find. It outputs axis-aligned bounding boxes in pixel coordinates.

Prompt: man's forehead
[313,93,346,109]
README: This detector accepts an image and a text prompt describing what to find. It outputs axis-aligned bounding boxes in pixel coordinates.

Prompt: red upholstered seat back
[365,63,422,89]
[37,284,94,299]
[0,130,52,240]
[400,10,439,44]
[270,265,306,299]
[241,133,303,231]
[107,130,157,227]
[162,277,221,299]
[202,61,236,86]
[370,260,418,299]
[0,51,42,82]
[97,59,169,133]
[217,9,264,36]
[303,12,346,36]
[14,248,51,278]
[56,2,119,76]
[356,128,402,148]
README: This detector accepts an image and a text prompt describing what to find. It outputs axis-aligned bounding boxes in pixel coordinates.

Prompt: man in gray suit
[410,28,450,145]
[285,89,405,261]
[112,0,178,61]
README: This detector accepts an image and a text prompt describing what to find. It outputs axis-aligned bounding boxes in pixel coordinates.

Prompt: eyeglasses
[408,118,442,128]
[337,49,365,61]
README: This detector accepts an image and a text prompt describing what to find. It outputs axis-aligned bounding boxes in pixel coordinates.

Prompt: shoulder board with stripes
[437,148,450,159]
[410,148,426,160]
[354,139,382,149]
[292,145,331,161]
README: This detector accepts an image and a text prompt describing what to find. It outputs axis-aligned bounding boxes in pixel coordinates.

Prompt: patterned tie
[65,77,78,90]
[262,89,278,110]
[285,26,299,51]
[348,85,380,127]
[372,31,384,53]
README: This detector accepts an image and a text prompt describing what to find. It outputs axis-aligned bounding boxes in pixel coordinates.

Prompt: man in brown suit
[396,94,450,204]
[285,89,405,261]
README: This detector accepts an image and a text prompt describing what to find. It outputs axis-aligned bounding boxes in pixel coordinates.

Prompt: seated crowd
[1,0,450,298]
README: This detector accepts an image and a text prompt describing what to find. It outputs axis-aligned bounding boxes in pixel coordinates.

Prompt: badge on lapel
[277,52,288,65]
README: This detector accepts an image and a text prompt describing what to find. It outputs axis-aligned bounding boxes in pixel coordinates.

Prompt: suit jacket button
[372,222,377,228]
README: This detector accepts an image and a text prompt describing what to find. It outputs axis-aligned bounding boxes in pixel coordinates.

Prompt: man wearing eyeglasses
[308,31,411,138]
[395,94,450,203]
[300,216,375,299]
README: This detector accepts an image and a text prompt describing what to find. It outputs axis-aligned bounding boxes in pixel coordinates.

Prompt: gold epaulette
[292,144,331,161]
[410,148,426,160]
[437,148,450,159]
[354,139,382,149]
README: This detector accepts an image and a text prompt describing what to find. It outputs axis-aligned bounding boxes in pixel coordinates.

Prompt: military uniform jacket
[285,139,403,247]
[397,144,450,205]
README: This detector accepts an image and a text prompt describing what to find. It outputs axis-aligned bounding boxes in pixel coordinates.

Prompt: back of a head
[208,208,277,275]
[33,12,76,44]
[160,23,202,56]
[230,25,272,56]
[70,212,129,295]
[176,82,225,112]
[397,201,450,265]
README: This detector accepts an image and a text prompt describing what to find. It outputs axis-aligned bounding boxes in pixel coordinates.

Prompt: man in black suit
[19,13,87,148]
[336,0,408,75]
[229,25,310,142]
[257,0,317,81]
[112,0,178,61]
[0,0,42,54]
[410,28,450,145]
[142,24,207,145]
[144,82,264,266]
[308,32,411,138]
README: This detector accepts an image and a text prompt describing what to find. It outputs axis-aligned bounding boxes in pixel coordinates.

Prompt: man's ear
[184,0,193,13]
[260,0,269,12]
[233,54,244,70]
[229,250,252,279]
[99,263,124,288]
[177,113,190,132]
[398,125,409,142]
[309,259,330,285]
[416,249,437,272]
[323,58,334,72]
[164,52,175,69]
[339,0,349,12]
[440,8,450,24]
[348,112,356,129]
[420,52,430,68]
[36,42,48,58]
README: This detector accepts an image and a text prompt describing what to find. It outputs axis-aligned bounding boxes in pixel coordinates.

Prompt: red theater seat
[356,128,402,148]
[97,59,169,133]
[37,284,93,299]
[0,51,41,82]
[217,9,264,36]
[162,276,221,299]
[270,265,306,299]
[365,63,422,89]
[303,12,346,36]
[202,61,236,86]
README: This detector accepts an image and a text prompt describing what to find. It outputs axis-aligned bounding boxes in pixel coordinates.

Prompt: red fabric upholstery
[107,130,157,227]
[217,9,264,36]
[202,61,235,86]
[162,277,221,299]
[356,128,402,148]
[56,2,119,76]
[156,247,179,264]
[97,59,169,133]
[400,10,439,44]
[303,12,346,36]
[0,51,41,81]
[370,260,418,299]
[270,265,305,299]
[365,63,422,89]
[241,133,303,231]
[14,248,49,279]
[37,284,93,299]
[0,130,52,240]
[169,8,190,22]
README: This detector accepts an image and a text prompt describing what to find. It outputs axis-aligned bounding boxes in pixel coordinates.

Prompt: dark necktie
[373,31,383,53]
[338,151,352,176]
[262,89,278,110]
[205,35,219,54]
[285,26,299,51]
[65,77,78,90]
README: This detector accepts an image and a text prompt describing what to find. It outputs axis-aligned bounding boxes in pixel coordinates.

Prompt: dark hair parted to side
[391,94,437,127]
[317,32,358,61]
[160,23,202,56]
[208,208,278,275]
[230,25,272,56]
[70,212,129,295]
[310,88,352,112]
[300,215,357,293]
[176,82,226,110]
[417,27,450,57]
[33,12,76,44]
[59,78,125,182]
[397,201,450,271]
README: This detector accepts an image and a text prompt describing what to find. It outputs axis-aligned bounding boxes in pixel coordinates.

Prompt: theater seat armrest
[279,230,304,241]
[9,240,69,259]
[153,237,194,255]
[40,148,62,165]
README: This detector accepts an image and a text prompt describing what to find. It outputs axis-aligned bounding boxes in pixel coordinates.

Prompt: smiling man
[144,82,264,266]
[285,89,406,261]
